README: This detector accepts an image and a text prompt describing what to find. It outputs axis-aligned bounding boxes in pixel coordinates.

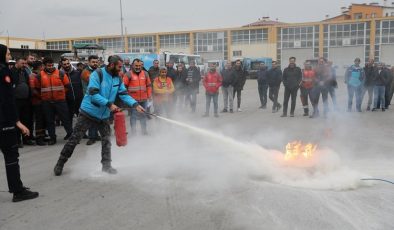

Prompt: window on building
[280,26,318,49]
[233,50,242,57]
[372,13,377,18]
[231,29,268,44]
[354,13,363,19]
[46,41,70,50]
[128,36,156,53]
[159,34,190,48]
[98,38,124,52]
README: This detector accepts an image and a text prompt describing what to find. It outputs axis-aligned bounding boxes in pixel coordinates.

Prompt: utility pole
[119,0,125,52]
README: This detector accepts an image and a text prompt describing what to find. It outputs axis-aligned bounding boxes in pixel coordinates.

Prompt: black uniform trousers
[282,87,299,115]
[15,99,32,143]
[0,128,24,193]
[42,101,73,140]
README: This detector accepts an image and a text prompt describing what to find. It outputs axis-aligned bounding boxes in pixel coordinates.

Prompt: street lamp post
[119,0,125,52]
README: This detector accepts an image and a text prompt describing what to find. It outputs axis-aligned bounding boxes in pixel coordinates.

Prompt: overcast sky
[0,0,383,39]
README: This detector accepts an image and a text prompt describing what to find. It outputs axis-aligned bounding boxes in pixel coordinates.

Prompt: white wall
[9,40,36,49]
[230,43,276,59]
[159,47,190,54]
[328,46,364,76]
[281,48,314,68]
[380,44,394,65]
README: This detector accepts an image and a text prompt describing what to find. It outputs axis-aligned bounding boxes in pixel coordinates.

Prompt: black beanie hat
[0,44,7,64]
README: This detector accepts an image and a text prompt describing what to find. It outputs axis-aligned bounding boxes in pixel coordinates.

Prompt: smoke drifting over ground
[70,115,372,192]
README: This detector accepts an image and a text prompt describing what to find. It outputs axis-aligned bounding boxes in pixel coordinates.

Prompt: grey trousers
[222,86,234,110]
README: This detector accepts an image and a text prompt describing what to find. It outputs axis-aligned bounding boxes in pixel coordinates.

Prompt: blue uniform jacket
[80,67,137,120]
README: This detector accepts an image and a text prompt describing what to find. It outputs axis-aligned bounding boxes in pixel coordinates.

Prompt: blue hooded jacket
[80,67,137,120]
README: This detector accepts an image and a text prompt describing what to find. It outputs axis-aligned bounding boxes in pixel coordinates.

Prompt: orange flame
[284,141,317,161]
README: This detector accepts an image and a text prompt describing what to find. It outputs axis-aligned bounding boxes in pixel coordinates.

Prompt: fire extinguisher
[114,111,127,146]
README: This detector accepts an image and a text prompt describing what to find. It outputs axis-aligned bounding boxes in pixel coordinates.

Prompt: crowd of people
[1,42,394,202]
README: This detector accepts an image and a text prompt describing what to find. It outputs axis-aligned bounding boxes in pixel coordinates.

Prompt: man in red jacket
[203,63,222,117]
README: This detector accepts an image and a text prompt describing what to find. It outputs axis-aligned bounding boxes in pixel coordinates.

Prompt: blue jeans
[130,101,148,134]
[327,86,338,109]
[347,85,363,111]
[312,85,329,115]
[205,92,219,115]
[373,85,386,109]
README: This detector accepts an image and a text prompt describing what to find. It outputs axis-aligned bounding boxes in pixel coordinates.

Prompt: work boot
[35,138,47,146]
[54,157,67,176]
[221,109,228,113]
[48,138,56,146]
[12,187,39,202]
[64,132,72,140]
[102,165,118,174]
[86,139,96,145]
[23,139,36,146]
[303,108,309,116]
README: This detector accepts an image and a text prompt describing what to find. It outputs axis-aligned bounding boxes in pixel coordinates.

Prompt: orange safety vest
[37,69,70,101]
[29,72,41,105]
[153,76,174,104]
[123,71,152,101]
[302,69,316,89]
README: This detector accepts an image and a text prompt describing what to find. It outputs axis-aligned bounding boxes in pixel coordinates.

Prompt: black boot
[54,156,67,176]
[12,187,39,202]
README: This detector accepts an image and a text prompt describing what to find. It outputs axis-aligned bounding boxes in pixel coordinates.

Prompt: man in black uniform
[0,44,39,202]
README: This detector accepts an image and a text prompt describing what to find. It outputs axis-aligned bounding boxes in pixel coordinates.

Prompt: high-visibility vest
[302,69,316,89]
[37,69,69,101]
[123,71,152,101]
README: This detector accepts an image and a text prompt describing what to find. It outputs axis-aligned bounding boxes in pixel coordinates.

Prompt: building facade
[2,3,394,75]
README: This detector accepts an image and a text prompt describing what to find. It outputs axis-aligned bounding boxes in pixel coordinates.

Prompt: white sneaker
[237,108,242,112]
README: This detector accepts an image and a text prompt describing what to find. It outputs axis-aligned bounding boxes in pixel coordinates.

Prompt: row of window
[231,29,268,44]
[160,34,189,48]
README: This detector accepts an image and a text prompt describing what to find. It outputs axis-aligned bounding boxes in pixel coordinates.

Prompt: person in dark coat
[184,61,201,113]
[11,57,34,146]
[0,44,39,202]
[221,62,236,113]
[267,61,282,113]
[61,58,84,127]
[281,57,302,117]
[232,60,247,112]
[372,63,390,111]
[363,59,378,111]
[257,62,269,109]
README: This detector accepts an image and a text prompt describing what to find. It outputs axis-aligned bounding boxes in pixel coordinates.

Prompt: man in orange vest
[203,63,222,117]
[37,57,73,145]
[124,59,152,135]
[81,55,100,145]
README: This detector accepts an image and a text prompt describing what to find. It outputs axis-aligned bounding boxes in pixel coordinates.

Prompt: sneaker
[280,114,287,117]
[221,109,228,113]
[12,187,39,202]
[102,166,118,174]
[382,108,386,112]
[63,133,72,140]
[214,113,219,118]
[371,108,377,112]
[237,108,242,112]
[366,106,371,111]
[277,104,282,111]
[229,109,234,113]
[86,139,96,145]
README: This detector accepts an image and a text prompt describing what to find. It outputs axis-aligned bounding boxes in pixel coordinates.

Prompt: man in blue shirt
[345,58,365,112]
[54,55,144,176]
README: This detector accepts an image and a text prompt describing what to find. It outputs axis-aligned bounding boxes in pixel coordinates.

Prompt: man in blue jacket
[53,55,144,176]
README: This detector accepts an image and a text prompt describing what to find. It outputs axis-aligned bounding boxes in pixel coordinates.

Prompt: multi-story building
[2,2,394,75]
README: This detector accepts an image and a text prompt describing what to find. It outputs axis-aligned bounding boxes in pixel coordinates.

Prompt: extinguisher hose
[361,178,394,185]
